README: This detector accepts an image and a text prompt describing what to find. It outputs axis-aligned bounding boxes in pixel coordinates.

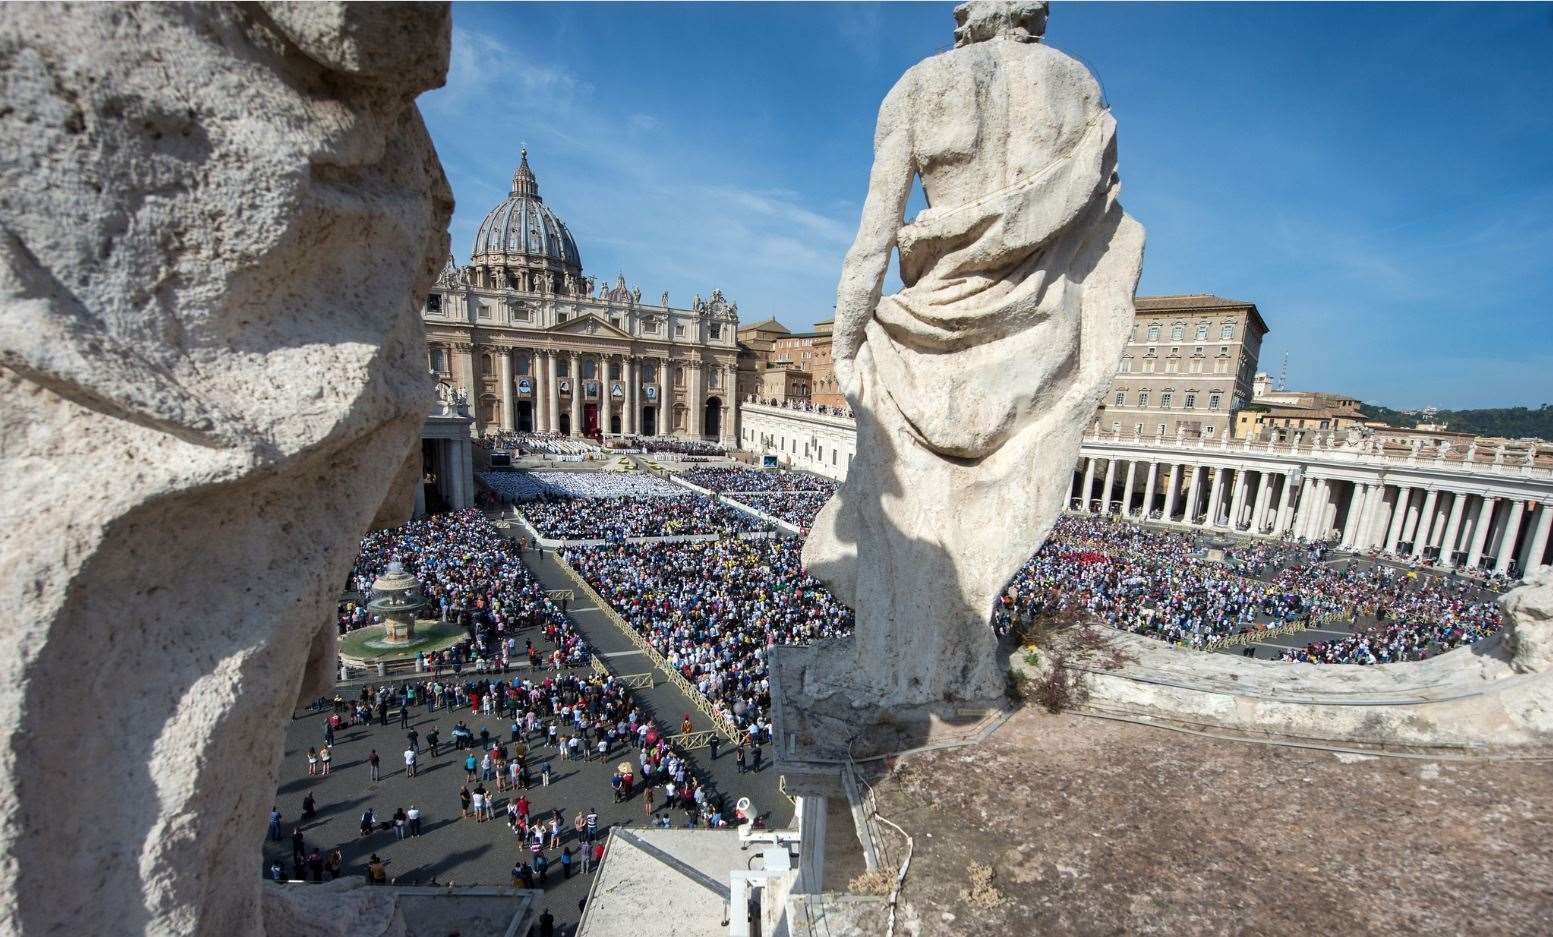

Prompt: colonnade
[1072,453,1553,576]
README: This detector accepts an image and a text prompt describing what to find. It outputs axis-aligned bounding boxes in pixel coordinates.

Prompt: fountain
[367,561,426,645]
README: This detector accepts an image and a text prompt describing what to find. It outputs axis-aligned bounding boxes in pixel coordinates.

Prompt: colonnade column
[1205,468,1225,528]
[1119,460,1137,519]
[1385,486,1414,554]
[687,360,704,438]
[1163,463,1181,522]
[1438,492,1469,567]
[1273,473,1296,536]
[498,349,514,432]
[1466,496,1499,569]
[1142,461,1159,520]
[1081,457,1098,512]
[544,351,559,433]
[1339,483,1366,549]
[568,351,582,437]
[1183,465,1202,525]
[1100,458,1118,515]
[601,354,615,438]
[1522,504,1553,574]
[1494,500,1526,576]
[721,364,735,444]
[1411,489,1440,559]
[1251,472,1271,532]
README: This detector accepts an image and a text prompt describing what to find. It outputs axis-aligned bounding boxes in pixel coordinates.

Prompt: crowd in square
[561,537,854,733]
[676,467,836,494]
[480,470,684,501]
[519,494,767,542]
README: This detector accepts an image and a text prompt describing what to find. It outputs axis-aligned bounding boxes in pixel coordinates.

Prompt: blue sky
[420,2,1553,410]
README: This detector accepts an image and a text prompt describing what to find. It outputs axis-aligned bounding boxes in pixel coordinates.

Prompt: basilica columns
[1162,463,1180,521]
[568,351,582,437]
[545,351,560,434]
[1081,458,1098,512]
[623,356,636,436]
[1142,461,1158,519]
[498,349,514,432]
[688,359,705,438]
[601,354,615,438]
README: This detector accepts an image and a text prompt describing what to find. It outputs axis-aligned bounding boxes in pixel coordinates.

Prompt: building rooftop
[740,317,790,334]
[1135,294,1270,337]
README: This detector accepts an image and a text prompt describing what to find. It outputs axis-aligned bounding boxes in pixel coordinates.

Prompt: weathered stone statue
[0,4,450,935]
[802,0,1143,707]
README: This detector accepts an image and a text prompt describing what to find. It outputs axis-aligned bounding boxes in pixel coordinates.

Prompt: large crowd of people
[562,538,854,732]
[481,432,601,458]
[626,436,727,457]
[480,471,683,501]
[676,467,836,494]
[520,494,767,542]
[729,492,835,531]
[995,515,1503,662]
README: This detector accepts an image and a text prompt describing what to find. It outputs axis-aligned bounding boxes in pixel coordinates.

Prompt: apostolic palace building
[421,150,742,442]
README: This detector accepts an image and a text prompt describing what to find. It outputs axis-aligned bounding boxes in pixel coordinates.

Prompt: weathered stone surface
[802,1,1142,707]
[0,4,451,935]
[1504,566,1553,673]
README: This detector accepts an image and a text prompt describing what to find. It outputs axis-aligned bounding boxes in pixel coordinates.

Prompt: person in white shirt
[403,747,417,778]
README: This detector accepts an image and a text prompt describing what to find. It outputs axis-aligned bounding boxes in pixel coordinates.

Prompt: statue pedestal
[770,641,1008,798]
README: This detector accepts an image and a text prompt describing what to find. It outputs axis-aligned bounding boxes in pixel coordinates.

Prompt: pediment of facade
[545,312,633,340]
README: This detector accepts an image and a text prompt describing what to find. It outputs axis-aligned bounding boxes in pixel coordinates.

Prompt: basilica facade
[422,150,742,441]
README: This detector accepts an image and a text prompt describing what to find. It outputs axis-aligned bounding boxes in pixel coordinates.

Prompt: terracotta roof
[740,317,790,333]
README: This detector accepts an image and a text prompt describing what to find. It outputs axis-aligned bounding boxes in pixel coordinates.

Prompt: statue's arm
[832,81,914,392]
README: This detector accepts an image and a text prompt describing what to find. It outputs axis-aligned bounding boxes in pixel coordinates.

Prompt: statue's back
[904,41,1104,212]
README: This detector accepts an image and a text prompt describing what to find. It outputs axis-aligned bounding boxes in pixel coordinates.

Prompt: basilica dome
[470,149,583,277]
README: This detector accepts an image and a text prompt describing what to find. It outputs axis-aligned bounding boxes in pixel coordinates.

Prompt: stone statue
[801,1,1143,706]
[1503,567,1553,673]
[0,4,450,935]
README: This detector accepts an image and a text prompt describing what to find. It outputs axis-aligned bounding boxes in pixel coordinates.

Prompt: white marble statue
[802,0,1143,706]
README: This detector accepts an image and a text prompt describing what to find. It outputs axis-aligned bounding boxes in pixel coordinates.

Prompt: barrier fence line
[556,557,743,743]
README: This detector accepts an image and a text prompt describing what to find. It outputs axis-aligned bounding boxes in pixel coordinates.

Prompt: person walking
[291,826,306,867]
[407,728,419,753]
[306,747,319,776]
[427,728,439,757]
[734,745,746,774]
[268,807,283,842]
[406,804,422,837]
[707,734,719,761]
[319,745,332,776]
[368,749,380,782]
[560,847,574,879]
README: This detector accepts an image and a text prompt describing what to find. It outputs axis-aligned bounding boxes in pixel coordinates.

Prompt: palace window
[425,294,441,314]
[710,370,721,389]
[1195,323,1208,340]
[675,324,686,338]
[1209,393,1222,411]
[1115,391,1126,407]
[1171,324,1185,342]
[1205,425,1216,437]
[515,353,532,376]
[478,303,492,319]
[1158,423,1167,436]
[513,305,530,322]
[710,322,723,339]
[1165,359,1179,374]
[480,353,493,377]
[1143,360,1156,374]
[1161,392,1174,409]
[1221,323,1235,340]
[1134,423,1144,435]
[610,317,621,330]
[1146,324,1160,342]
[428,347,447,373]
[1119,357,1133,373]
[1138,390,1149,408]
[642,363,657,383]
[1184,392,1197,409]
[557,312,569,324]
[1112,420,1121,433]
[581,358,597,380]
[608,360,622,381]
[556,358,570,378]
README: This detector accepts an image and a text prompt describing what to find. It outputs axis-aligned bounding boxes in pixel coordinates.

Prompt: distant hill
[1358,402,1553,441]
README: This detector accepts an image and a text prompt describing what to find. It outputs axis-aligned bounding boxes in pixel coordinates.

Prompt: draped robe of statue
[801,28,1144,707]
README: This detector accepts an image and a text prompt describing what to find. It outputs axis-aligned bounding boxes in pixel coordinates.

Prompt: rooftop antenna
[1279,353,1288,391]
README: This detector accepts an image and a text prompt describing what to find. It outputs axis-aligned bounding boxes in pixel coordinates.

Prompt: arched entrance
[641,406,657,437]
[516,401,533,433]
[609,414,621,436]
[704,396,722,439]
